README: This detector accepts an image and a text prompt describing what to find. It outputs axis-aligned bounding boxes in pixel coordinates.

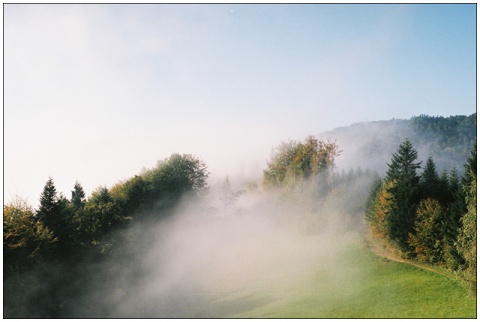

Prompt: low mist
[51,182,366,318]
[317,114,476,175]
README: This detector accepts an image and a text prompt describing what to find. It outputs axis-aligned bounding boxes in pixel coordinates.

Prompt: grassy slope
[215,235,476,318]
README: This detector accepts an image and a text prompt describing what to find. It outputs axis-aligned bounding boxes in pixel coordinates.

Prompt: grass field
[210,234,476,318]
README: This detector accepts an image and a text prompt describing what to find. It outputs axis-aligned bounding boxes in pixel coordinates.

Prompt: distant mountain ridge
[317,113,476,175]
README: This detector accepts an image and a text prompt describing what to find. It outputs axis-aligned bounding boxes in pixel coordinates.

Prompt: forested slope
[364,137,476,295]
[318,113,476,174]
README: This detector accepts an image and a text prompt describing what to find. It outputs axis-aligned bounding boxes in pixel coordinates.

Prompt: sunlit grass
[216,235,476,318]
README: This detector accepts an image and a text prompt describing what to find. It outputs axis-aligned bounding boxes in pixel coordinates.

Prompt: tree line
[411,113,475,154]
[4,153,209,317]
[5,153,208,264]
[4,136,346,316]
[3,133,476,317]
[365,139,476,293]
[317,113,476,175]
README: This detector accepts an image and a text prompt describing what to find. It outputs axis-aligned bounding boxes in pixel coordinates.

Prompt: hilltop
[318,113,476,175]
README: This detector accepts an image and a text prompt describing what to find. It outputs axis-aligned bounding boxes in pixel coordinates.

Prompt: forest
[365,139,476,292]
[3,114,476,318]
[318,113,476,174]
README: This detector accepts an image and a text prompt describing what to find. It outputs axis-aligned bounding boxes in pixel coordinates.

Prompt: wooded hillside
[318,113,476,174]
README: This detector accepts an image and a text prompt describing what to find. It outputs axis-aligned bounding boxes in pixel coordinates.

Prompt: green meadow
[212,235,476,318]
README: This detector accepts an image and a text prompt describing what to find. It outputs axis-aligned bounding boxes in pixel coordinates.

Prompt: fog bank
[62,188,364,318]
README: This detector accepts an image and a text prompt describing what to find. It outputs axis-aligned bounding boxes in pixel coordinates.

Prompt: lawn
[212,235,476,318]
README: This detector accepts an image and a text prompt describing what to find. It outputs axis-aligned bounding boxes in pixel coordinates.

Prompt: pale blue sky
[4,4,476,206]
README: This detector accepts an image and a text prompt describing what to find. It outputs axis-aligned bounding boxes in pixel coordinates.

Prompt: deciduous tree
[263,136,340,190]
[4,196,56,275]
[366,180,395,240]
[407,198,444,263]
[456,145,476,292]
[143,153,209,211]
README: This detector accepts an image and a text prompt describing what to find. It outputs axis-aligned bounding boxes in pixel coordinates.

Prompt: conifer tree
[420,156,440,201]
[36,178,71,247]
[71,181,86,210]
[462,143,477,187]
[437,169,452,204]
[384,139,422,255]
[90,186,113,205]
[449,167,462,200]
[441,167,466,269]
[36,177,64,235]
[36,177,58,223]
[364,175,382,224]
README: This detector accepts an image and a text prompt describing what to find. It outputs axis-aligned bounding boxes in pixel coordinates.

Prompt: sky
[4,3,477,207]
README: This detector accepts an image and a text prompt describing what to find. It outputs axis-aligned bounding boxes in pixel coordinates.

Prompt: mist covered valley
[61,196,365,318]
[3,114,476,318]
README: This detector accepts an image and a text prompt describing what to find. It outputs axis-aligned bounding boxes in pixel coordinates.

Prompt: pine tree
[441,168,466,269]
[384,139,422,255]
[36,178,70,247]
[420,156,440,201]
[71,181,86,210]
[90,186,113,205]
[36,177,59,229]
[437,170,452,204]
[449,167,462,199]
[462,143,477,187]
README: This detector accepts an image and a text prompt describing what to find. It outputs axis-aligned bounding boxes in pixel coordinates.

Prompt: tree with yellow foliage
[4,196,56,276]
[407,198,444,263]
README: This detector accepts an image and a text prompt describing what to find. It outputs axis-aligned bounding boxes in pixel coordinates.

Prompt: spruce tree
[71,181,86,210]
[462,143,477,187]
[441,167,466,269]
[385,139,422,255]
[438,170,452,204]
[37,177,59,227]
[36,177,71,246]
[90,186,113,205]
[420,156,440,201]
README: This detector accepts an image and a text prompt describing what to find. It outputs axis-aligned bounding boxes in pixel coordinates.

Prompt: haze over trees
[3,115,476,318]
[318,113,476,174]
[263,135,340,189]
[3,153,209,318]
